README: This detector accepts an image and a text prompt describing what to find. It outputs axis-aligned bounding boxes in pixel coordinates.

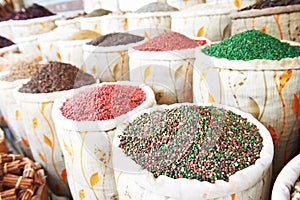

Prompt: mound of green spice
[203,30,300,61]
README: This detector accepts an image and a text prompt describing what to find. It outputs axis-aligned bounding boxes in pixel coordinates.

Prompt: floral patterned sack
[231,4,300,42]
[193,47,300,182]
[52,82,156,200]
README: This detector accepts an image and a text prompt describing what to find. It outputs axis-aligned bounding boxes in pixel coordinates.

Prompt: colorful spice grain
[203,30,300,61]
[241,0,300,11]
[135,2,178,13]
[61,84,146,121]
[87,32,144,47]
[133,32,199,51]
[18,62,96,93]
[0,36,14,48]
[119,105,263,183]
[0,63,44,82]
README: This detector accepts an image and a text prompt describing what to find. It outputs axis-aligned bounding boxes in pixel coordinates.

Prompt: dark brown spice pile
[1,3,54,21]
[18,62,96,93]
[240,0,300,11]
[87,33,144,47]
[0,36,14,48]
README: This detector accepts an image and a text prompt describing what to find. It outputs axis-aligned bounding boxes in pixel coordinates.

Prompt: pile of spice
[84,8,112,18]
[241,0,300,11]
[203,30,300,61]
[291,177,300,200]
[119,105,263,183]
[61,84,146,121]
[135,2,178,13]
[66,30,101,41]
[87,32,144,47]
[0,153,47,199]
[1,3,54,21]
[18,62,96,93]
[0,36,14,48]
[133,32,199,51]
[0,63,44,82]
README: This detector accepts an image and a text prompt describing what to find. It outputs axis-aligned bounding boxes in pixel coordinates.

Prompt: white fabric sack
[52,81,156,200]
[13,86,74,198]
[126,12,174,39]
[57,39,90,69]
[10,15,60,38]
[83,40,145,82]
[0,77,32,157]
[171,3,232,41]
[129,47,198,104]
[231,5,300,43]
[113,103,274,200]
[272,154,300,200]
[193,47,300,181]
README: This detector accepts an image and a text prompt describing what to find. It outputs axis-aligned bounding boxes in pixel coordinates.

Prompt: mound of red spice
[133,32,199,51]
[61,84,146,121]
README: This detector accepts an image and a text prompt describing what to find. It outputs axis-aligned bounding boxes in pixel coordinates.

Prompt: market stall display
[52,81,156,200]
[0,0,298,199]
[231,0,300,42]
[193,29,300,182]
[113,103,273,200]
[13,62,96,198]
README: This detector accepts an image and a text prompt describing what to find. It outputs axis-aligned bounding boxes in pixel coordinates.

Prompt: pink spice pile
[61,84,146,121]
[133,32,199,51]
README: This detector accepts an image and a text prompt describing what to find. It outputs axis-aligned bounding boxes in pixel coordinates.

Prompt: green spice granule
[202,30,300,61]
[118,105,263,183]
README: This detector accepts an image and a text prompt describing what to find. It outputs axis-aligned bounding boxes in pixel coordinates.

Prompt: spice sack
[193,30,300,181]
[113,103,273,200]
[12,62,96,198]
[52,81,156,200]
[129,31,201,104]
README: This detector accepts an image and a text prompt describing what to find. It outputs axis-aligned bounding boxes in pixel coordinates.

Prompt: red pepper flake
[61,84,146,121]
[195,39,207,46]
[133,32,199,51]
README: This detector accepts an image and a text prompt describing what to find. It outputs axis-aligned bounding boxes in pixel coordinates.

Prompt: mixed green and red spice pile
[61,84,146,121]
[119,105,263,183]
